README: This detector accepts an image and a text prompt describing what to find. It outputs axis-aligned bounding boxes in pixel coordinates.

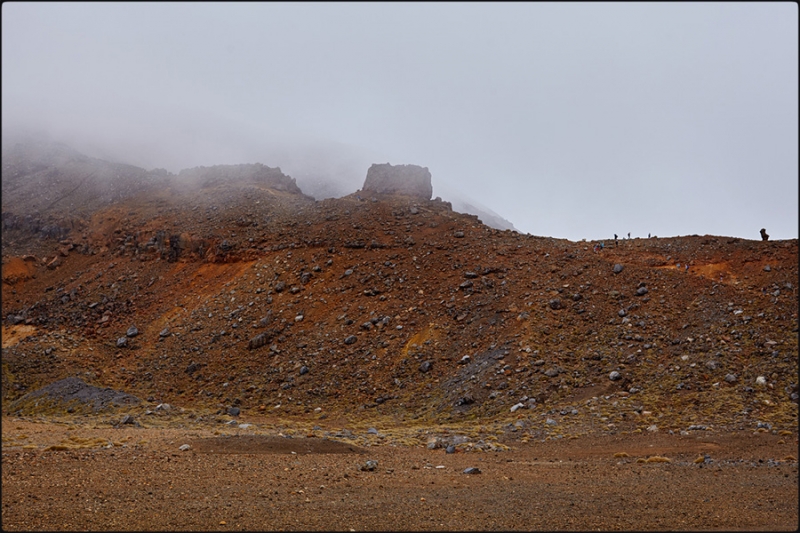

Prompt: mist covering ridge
[1,133,521,232]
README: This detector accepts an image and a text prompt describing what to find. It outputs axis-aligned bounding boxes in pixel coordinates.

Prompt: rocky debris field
[1,139,798,530]
[2,415,797,531]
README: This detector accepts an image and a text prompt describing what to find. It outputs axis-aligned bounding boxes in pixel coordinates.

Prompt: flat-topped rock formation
[362,163,433,200]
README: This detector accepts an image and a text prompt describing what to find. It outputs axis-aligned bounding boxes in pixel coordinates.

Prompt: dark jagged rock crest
[177,163,303,194]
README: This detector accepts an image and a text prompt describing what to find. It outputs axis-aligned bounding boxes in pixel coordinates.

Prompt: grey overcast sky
[2,2,798,241]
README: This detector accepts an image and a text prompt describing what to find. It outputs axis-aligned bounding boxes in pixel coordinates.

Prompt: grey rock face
[362,163,432,200]
[7,377,140,415]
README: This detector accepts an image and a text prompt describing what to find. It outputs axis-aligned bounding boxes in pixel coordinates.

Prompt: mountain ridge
[2,138,797,435]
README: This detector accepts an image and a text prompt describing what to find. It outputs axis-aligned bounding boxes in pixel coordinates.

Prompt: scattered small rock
[361,460,378,471]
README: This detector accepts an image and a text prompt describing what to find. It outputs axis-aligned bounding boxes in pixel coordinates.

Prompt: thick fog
[2,3,797,241]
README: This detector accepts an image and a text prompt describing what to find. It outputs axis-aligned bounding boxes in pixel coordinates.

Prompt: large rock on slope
[362,163,432,200]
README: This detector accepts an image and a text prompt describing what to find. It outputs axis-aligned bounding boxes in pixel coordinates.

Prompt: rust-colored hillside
[2,140,797,435]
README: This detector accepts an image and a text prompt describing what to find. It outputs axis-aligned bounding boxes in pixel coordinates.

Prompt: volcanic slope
[2,144,797,437]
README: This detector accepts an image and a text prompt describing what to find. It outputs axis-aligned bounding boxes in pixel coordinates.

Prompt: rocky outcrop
[177,164,303,194]
[761,228,769,241]
[362,163,432,200]
[6,377,140,415]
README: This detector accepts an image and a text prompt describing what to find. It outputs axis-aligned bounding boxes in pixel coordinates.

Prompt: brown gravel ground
[2,416,797,531]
